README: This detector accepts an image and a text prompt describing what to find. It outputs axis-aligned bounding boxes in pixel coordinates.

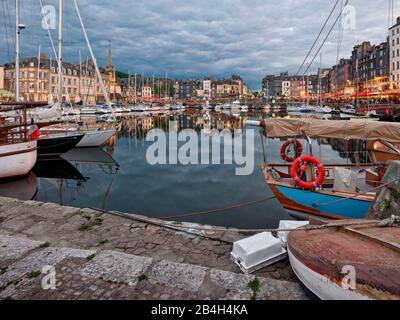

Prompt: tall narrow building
[105,40,120,101]
[389,17,400,89]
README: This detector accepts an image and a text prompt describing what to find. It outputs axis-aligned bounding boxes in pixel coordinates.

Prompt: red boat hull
[288,222,400,300]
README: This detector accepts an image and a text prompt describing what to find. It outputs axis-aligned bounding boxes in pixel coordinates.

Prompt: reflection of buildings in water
[104,134,117,155]
[178,111,245,132]
[211,113,244,131]
[120,116,158,141]
[328,139,370,164]
[77,118,116,132]
[179,113,204,131]
[115,112,249,141]
[0,172,38,201]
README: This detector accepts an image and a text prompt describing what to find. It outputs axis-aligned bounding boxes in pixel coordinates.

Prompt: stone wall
[367,161,400,220]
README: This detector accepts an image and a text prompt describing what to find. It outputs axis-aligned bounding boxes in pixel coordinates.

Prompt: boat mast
[79,49,82,98]
[73,0,113,111]
[355,58,359,109]
[128,68,131,103]
[142,72,144,102]
[37,44,41,101]
[15,0,20,102]
[319,52,322,107]
[134,72,137,104]
[306,63,309,106]
[58,0,63,105]
[49,55,52,103]
[165,72,168,100]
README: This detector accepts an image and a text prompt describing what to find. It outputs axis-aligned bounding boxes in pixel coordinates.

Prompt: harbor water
[0,110,370,229]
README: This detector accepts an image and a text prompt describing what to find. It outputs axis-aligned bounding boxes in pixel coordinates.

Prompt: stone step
[0,235,308,300]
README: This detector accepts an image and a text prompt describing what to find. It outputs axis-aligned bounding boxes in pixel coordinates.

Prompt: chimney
[397,17,400,25]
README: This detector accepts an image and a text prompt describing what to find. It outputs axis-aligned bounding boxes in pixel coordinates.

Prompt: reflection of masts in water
[57,179,63,205]
[101,168,119,211]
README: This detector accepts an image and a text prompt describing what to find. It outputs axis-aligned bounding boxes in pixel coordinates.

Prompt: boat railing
[0,123,30,145]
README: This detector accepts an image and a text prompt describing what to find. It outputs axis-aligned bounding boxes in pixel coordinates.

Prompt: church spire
[107,40,113,69]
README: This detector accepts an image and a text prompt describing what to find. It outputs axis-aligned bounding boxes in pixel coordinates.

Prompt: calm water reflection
[0,110,370,229]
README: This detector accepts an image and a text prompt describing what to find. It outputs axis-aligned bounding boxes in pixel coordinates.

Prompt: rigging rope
[296,0,341,76]
[303,0,350,76]
[5,0,15,51]
[1,0,11,61]
[336,0,344,65]
[312,177,400,208]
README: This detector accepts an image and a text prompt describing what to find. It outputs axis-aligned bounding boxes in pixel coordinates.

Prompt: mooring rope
[93,207,400,235]
[160,215,400,233]
[312,178,400,208]
[157,195,277,220]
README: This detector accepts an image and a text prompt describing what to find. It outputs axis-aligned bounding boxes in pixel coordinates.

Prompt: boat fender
[280,139,303,163]
[291,155,326,190]
[28,125,40,141]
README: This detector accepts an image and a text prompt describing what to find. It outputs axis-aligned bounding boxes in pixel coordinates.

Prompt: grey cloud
[0,0,393,89]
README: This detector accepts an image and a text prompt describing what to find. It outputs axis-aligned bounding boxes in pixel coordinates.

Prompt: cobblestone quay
[0,196,307,300]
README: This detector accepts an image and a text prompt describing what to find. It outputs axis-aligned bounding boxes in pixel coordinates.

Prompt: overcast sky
[0,0,398,89]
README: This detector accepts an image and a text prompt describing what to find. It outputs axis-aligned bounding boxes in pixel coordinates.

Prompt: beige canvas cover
[262,118,400,143]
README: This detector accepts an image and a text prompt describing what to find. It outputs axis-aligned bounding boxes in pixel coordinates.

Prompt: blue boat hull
[274,185,372,219]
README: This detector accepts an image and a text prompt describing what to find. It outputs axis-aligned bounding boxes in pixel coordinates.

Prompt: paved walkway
[0,197,308,300]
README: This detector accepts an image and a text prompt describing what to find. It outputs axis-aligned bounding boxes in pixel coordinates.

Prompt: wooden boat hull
[263,164,375,220]
[270,183,373,220]
[0,141,37,180]
[38,134,84,157]
[288,222,400,300]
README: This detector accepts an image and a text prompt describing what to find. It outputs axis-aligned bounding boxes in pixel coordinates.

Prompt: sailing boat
[39,0,116,149]
[0,103,44,180]
[34,0,85,156]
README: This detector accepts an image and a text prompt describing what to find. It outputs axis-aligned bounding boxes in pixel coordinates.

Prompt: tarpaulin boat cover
[262,118,400,143]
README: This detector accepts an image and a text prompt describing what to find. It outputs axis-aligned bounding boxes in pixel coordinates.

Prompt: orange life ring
[290,155,326,190]
[280,139,303,162]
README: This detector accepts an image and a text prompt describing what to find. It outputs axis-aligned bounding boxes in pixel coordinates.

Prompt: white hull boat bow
[76,129,116,148]
[0,141,38,180]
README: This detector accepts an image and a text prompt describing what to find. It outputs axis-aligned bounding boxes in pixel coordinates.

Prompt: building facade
[0,66,4,90]
[3,45,121,104]
[389,17,400,88]
[178,80,200,99]
[203,77,212,98]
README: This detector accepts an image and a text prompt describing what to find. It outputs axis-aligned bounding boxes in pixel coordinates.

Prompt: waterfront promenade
[0,197,307,300]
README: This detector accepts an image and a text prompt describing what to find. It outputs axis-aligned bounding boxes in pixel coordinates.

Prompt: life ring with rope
[290,155,326,190]
[280,139,303,162]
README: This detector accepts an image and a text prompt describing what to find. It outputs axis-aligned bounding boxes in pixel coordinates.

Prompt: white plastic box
[231,232,287,274]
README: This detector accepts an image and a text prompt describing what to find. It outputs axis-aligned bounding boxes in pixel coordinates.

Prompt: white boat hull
[288,247,370,300]
[0,141,37,180]
[80,108,97,115]
[76,130,116,148]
